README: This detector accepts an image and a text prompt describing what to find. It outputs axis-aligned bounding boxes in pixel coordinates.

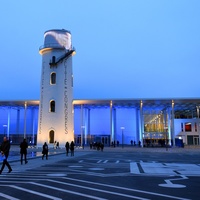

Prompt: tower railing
[39,43,65,51]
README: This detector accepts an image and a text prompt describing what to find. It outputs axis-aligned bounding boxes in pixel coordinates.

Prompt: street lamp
[3,125,7,137]
[121,127,125,148]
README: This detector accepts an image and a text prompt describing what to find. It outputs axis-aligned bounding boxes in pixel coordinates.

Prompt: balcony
[39,43,65,54]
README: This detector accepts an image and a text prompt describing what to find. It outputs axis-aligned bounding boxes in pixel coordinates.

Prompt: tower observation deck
[39,29,73,55]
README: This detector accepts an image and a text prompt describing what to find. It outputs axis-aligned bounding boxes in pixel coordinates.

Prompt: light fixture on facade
[121,127,125,148]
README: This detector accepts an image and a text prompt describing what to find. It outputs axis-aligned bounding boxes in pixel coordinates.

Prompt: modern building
[0,98,200,147]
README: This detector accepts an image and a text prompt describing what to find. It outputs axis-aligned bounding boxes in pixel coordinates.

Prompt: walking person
[0,136,12,174]
[20,138,28,164]
[65,141,70,156]
[54,141,57,149]
[42,142,48,160]
[70,141,75,156]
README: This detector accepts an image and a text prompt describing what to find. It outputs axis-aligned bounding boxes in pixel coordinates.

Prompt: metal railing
[39,43,65,51]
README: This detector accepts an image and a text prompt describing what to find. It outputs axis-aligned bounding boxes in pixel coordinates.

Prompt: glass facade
[0,99,200,146]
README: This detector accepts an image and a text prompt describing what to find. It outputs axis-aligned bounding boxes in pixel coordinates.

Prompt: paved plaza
[0,145,199,199]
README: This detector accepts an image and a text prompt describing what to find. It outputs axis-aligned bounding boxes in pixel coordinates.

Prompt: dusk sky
[1,0,200,100]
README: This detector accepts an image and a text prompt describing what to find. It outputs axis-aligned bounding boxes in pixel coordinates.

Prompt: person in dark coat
[70,141,75,156]
[65,142,70,156]
[0,137,12,174]
[42,142,48,160]
[20,138,28,164]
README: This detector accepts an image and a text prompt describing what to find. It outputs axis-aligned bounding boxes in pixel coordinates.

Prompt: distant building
[0,99,199,147]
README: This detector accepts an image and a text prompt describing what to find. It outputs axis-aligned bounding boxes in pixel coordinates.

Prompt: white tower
[37,29,75,147]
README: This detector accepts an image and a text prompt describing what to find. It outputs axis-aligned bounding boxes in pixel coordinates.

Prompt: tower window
[51,72,56,84]
[50,100,55,112]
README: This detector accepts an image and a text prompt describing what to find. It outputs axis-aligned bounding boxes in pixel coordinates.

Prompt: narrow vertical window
[51,72,56,84]
[195,122,197,132]
[181,123,183,132]
[50,100,55,112]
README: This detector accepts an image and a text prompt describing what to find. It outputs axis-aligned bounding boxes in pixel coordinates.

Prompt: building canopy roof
[1,98,200,117]
[73,98,200,117]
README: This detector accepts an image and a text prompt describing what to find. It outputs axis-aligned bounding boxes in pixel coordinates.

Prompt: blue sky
[1,0,200,100]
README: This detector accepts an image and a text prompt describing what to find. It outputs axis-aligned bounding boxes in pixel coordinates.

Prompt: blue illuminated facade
[0,99,199,147]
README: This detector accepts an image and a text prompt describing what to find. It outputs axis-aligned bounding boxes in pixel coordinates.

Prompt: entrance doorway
[187,135,199,145]
[194,137,199,145]
[49,130,54,144]
[75,135,81,146]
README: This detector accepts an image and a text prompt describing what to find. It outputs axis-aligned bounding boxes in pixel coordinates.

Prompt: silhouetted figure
[97,142,100,151]
[70,141,75,156]
[0,137,12,174]
[65,142,70,156]
[42,142,48,160]
[100,143,104,151]
[20,138,28,164]
[54,141,57,149]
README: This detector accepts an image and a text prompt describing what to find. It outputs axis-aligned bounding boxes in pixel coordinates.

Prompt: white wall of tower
[37,29,74,148]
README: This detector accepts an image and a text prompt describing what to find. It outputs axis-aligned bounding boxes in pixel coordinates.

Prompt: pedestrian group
[0,138,76,174]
